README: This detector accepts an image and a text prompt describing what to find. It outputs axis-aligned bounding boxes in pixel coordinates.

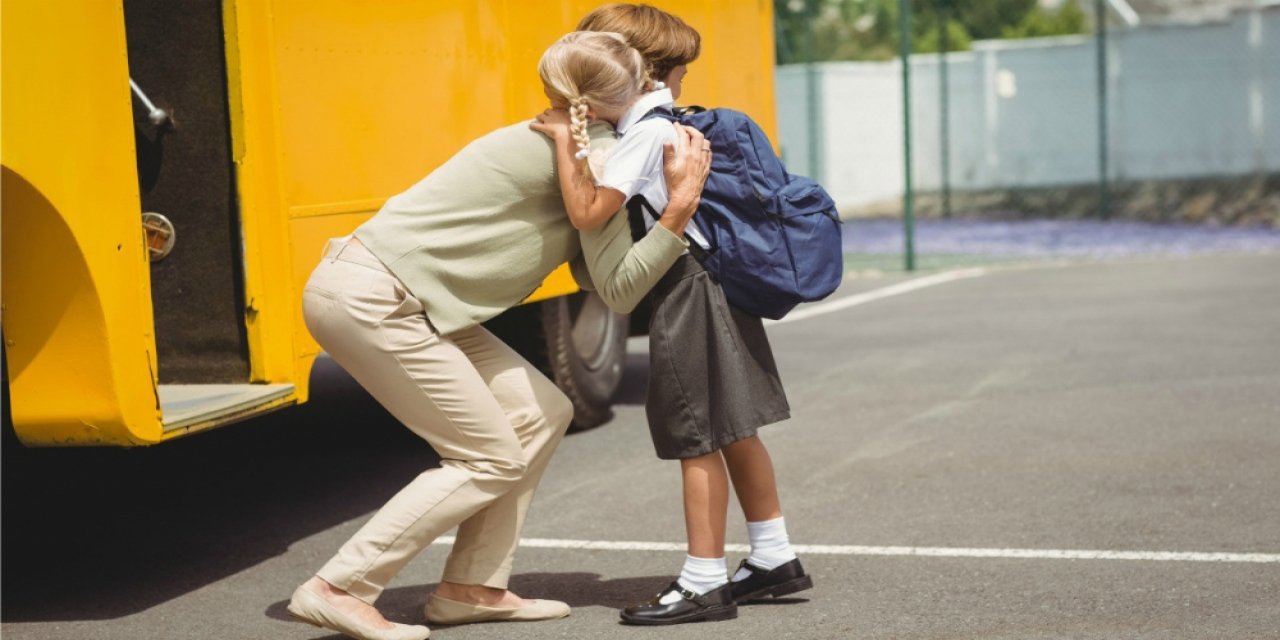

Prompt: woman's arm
[531,109,625,231]
[571,123,712,313]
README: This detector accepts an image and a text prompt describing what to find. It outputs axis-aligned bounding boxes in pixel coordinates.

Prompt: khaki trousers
[302,239,573,604]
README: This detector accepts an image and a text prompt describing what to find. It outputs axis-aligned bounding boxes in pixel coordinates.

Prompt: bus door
[1,0,294,446]
[124,0,294,435]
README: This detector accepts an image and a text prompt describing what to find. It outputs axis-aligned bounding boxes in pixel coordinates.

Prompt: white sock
[659,555,727,604]
[733,517,797,581]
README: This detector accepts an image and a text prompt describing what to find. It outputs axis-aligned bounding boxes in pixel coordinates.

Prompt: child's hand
[530,108,572,143]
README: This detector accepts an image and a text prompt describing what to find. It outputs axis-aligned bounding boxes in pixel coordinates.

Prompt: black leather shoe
[729,558,814,603]
[619,582,738,625]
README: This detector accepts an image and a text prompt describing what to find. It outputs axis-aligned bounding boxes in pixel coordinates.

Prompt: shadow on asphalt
[3,351,657,624]
[1,358,438,623]
[264,573,811,634]
[263,573,676,625]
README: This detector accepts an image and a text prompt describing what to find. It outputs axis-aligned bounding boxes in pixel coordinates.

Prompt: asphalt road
[3,252,1279,640]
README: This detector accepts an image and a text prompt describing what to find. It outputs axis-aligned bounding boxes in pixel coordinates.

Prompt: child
[532,24,813,626]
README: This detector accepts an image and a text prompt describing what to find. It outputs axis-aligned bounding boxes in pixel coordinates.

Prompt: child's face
[661,65,688,100]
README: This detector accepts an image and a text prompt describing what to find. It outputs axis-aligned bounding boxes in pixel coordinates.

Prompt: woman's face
[661,64,688,100]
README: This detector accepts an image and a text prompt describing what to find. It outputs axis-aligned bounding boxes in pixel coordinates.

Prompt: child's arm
[530,109,624,231]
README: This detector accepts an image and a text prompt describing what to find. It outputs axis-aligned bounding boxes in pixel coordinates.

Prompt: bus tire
[541,291,628,431]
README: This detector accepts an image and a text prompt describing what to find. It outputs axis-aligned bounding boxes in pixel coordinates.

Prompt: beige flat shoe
[424,593,571,625]
[287,586,431,640]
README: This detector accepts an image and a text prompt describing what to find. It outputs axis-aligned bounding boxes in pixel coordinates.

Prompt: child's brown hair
[576,3,701,88]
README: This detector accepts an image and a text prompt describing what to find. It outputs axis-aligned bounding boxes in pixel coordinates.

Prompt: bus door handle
[129,78,172,128]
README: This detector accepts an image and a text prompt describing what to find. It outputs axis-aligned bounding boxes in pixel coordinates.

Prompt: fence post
[1095,0,1111,220]
[804,0,821,181]
[939,0,952,219]
[900,0,916,270]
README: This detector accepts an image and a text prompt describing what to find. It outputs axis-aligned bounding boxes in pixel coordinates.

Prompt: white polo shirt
[599,89,710,250]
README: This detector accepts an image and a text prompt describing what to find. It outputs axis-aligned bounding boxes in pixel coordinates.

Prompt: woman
[284,86,712,640]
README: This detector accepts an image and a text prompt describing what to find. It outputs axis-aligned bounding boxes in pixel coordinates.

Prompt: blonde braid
[569,96,592,163]
[538,32,648,178]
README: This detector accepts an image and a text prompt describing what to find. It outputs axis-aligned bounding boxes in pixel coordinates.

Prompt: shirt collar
[616,88,675,135]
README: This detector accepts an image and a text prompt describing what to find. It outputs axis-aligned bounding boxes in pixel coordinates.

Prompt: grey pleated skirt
[645,255,790,460]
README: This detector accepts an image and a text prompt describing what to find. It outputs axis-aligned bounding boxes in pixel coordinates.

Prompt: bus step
[158,383,295,432]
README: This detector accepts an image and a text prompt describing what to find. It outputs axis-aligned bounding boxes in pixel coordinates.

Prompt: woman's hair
[575,3,701,88]
[538,31,646,167]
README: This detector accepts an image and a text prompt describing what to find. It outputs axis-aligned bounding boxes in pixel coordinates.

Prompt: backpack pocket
[771,178,837,219]
[770,179,844,301]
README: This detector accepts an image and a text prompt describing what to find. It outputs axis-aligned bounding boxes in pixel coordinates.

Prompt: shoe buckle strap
[737,558,767,576]
[665,586,706,604]
[668,582,707,606]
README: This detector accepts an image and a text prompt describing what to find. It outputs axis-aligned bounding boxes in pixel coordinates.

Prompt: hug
[286,5,815,639]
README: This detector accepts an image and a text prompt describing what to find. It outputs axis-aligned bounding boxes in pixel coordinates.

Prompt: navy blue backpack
[628,107,844,320]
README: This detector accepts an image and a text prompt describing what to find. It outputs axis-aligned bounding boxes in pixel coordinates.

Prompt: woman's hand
[530,108,573,142]
[659,123,711,235]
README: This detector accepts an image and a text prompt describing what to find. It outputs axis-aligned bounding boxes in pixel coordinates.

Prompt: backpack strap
[624,106,678,243]
[638,104,705,120]
[637,106,678,124]
[625,105,711,262]
[625,195,653,243]
[626,194,709,263]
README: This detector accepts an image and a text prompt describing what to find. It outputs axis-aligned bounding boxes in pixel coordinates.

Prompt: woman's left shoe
[423,593,570,625]
[287,586,432,640]
[619,582,738,625]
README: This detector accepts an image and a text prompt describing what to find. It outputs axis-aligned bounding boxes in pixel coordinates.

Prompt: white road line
[431,537,1280,564]
[765,267,989,326]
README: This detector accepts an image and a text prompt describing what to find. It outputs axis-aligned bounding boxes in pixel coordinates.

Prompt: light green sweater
[355,120,684,335]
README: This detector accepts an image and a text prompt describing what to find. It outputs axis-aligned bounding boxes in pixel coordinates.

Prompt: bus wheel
[541,291,628,431]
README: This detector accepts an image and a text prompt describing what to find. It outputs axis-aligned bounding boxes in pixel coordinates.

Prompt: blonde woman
[283,40,712,640]
[533,5,813,626]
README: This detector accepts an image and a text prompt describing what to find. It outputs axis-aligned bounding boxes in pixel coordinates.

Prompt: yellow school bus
[1,0,778,446]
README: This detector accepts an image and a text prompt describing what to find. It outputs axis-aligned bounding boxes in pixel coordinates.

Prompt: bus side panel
[663,0,779,139]
[225,1,778,402]
[1,1,162,445]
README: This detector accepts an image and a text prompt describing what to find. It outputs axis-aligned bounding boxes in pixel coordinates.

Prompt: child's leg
[661,451,730,602]
[722,436,799,578]
[722,435,782,522]
[618,450,740,624]
[682,451,731,558]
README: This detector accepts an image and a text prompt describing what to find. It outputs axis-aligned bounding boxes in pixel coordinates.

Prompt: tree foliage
[775,0,1087,64]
